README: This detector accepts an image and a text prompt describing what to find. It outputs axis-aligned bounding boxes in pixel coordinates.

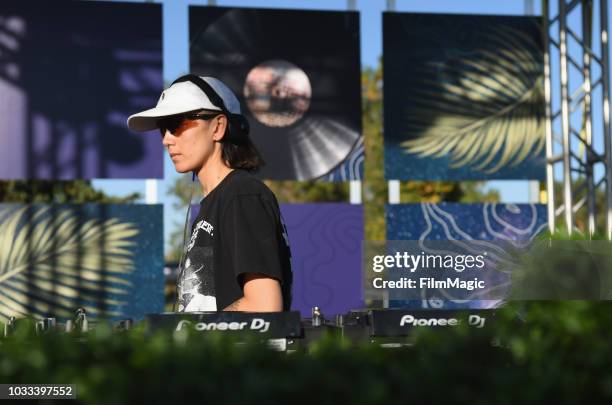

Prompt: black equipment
[1,307,505,351]
[366,308,495,336]
[146,311,302,339]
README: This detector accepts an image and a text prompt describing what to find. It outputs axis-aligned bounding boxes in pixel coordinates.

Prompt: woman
[127,74,292,312]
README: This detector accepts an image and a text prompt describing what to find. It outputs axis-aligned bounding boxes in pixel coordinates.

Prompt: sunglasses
[158,113,219,136]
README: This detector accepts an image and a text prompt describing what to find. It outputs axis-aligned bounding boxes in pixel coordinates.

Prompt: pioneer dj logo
[175,318,271,333]
[399,314,486,328]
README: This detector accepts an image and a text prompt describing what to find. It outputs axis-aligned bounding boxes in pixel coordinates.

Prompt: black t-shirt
[175,169,292,312]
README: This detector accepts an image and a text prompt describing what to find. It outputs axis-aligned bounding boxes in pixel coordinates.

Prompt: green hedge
[2,301,612,404]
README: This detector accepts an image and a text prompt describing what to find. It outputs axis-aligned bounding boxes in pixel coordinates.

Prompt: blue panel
[0,204,164,321]
[383,13,545,180]
[385,203,547,309]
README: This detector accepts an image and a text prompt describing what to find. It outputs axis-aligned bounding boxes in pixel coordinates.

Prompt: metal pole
[526,0,540,204]
[544,0,557,234]
[144,0,156,202]
[582,0,596,236]
[384,0,396,310]
[388,181,400,203]
[601,0,612,239]
[347,0,361,203]
[559,0,574,234]
[386,0,400,205]
[145,180,158,204]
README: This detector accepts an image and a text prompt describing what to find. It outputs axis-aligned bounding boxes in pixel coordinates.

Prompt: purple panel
[190,202,364,316]
[280,203,364,317]
[0,0,163,179]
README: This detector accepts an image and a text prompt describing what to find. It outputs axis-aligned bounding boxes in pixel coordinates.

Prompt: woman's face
[159,112,223,173]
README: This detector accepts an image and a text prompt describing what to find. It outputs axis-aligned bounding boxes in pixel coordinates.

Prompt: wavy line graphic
[387,203,547,309]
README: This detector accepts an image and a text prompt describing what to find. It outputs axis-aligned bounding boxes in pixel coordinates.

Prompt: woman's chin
[174,164,192,174]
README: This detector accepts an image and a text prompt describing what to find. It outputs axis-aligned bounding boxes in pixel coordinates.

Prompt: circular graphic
[243,60,311,128]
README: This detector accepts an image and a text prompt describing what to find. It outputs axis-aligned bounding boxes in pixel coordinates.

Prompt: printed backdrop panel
[281,203,364,317]
[0,0,163,179]
[189,6,363,181]
[385,202,547,309]
[384,13,545,180]
[0,204,164,321]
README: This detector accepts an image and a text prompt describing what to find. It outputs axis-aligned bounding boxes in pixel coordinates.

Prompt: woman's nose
[161,131,174,146]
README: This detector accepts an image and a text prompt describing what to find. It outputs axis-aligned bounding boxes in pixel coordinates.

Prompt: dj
[127,75,292,312]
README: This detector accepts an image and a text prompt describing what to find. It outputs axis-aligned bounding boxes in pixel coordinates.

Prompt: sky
[88,0,608,254]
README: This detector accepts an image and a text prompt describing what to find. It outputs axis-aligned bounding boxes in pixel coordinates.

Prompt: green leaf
[0,206,138,321]
[400,24,545,174]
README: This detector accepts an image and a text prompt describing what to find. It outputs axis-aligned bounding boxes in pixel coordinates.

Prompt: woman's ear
[212,115,228,142]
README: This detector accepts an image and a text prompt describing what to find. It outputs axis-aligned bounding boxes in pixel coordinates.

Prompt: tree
[0,180,140,204]
[550,178,609,237]
[165,175,196,262]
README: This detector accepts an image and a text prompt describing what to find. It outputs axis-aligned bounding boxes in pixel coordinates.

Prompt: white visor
[127,76,241,132]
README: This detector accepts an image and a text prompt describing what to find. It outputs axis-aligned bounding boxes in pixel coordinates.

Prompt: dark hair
[221,132,265,172]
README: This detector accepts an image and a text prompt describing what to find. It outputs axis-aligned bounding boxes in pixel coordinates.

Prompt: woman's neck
[196,161,234,196]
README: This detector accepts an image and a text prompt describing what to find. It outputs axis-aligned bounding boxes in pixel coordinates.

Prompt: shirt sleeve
[221,193,285,286]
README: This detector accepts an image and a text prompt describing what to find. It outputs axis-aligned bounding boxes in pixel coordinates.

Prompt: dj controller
[2,307,504,351]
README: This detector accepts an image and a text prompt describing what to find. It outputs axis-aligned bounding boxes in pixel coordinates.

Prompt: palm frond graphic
[400,24,545,174]
[0,206,139,322]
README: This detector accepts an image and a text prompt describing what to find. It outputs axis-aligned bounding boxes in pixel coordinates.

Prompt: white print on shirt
[186,219,214,252]
[177,256,217,312]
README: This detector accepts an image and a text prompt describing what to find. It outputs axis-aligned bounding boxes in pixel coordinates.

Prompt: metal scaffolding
[544,0,612,238]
